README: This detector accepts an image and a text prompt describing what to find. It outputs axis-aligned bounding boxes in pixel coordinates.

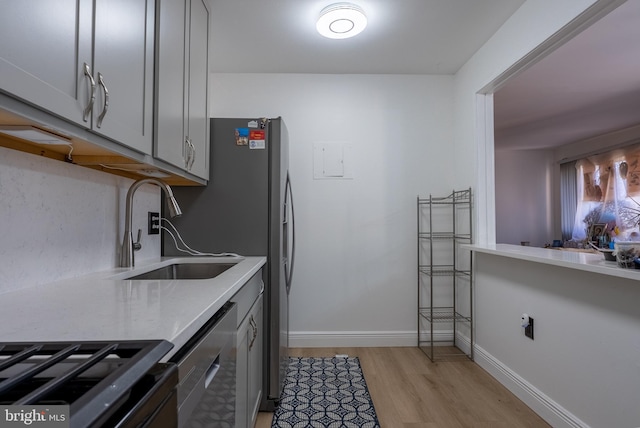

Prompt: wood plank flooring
[255,347,550,428]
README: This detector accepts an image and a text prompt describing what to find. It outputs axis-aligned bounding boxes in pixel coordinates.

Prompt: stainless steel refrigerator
[162,117,295,411]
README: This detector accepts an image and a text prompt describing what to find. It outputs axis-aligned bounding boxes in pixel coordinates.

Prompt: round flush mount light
[316,3,367,39]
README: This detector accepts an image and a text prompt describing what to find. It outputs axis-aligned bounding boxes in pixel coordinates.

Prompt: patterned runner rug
[271,356,381,428]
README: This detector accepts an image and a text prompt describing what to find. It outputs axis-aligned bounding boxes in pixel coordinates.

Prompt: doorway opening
[475,0,638,247]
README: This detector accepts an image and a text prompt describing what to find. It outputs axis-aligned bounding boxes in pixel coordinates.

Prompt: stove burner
[0,340,176,428]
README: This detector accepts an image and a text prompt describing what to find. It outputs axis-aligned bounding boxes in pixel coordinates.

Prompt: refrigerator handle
[285,172,296,294]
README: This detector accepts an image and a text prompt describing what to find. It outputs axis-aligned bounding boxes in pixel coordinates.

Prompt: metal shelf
[419,231,455,239]
[419,307,472,323]
[417,188,473,362]
[417,189,472,205]
[420,268,471,278]
[418,345,471,361]
[419,265,455,276]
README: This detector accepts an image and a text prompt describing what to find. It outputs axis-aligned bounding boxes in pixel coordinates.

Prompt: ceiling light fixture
[316,3,367,39]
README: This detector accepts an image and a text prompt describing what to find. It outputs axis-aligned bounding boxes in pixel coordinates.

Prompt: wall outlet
[525,317,534,340]
[148,212,160,235]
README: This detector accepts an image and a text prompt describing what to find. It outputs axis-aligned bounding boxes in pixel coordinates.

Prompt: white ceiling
[209,0,526,74]
[494,0,640,150]
[209,1,640,152]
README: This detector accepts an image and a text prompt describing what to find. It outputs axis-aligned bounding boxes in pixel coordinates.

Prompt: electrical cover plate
[525,317,534,340]
[148,212,159,235]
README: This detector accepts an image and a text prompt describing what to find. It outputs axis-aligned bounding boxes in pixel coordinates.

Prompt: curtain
[560,161,577,241]
[571,143,640,244]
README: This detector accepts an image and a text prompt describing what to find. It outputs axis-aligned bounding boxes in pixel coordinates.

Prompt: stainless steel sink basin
[125,263,235,280]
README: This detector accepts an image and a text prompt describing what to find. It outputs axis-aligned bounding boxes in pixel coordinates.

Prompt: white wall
[210,73,454,346]
[0,146,161,293]
[453,1,636,427]
[475,253,640,428]
[495,148,556,247]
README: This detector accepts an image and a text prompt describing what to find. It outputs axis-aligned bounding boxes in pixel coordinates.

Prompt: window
[565,143,640,246]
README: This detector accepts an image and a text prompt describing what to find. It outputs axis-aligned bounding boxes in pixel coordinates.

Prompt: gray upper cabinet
[0,1,92,125]
[155,0,210,180]
[91,0,155,154]
[0,0,154,155]
[186,0,210,179]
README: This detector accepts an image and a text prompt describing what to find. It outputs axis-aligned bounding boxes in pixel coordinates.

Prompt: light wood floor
[255,347,550,428]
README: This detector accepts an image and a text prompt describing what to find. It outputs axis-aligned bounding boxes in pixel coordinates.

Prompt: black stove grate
[0,340,174,427]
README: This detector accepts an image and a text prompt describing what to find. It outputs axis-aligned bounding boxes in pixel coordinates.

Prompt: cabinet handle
[183,138,188,168]
[82,63,96,122]
[184,137,192,169]
[189,140,196,170]
[185,138,191,169]
[96,72,109,128]
[249,316,258,350]
[185,138,195,170]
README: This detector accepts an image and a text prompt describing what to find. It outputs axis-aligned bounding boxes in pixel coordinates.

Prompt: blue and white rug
[271,356,381,428]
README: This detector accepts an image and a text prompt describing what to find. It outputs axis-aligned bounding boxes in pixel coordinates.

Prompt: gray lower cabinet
[236,294,263,428]
[0,0,155,154]
[155,0,210,180]
[231,272,264,428]
[249,296,264,426]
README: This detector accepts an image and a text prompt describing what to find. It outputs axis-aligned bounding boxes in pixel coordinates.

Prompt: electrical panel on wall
[313,142,354,179]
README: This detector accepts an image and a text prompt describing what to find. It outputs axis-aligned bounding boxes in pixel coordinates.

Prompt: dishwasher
[169,301,237,427]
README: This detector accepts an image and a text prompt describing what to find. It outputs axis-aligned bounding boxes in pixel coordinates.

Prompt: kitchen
[1,1,639,427]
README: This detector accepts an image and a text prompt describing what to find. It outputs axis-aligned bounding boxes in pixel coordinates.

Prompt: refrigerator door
[265,118,289,409]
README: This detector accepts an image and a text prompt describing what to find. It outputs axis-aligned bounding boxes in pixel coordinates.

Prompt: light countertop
[0,256,266,361]
[464,243,640,281]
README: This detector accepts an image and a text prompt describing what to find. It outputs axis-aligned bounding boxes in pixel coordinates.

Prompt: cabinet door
[235,294,263,428]
[0,0,92,126]
[185,0,210,179]
[92,0,154,154]
[155,0,187,169]
[247,295,264,427]
[235,316,250,428]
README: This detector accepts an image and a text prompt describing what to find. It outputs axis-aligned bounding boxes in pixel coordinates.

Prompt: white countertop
[0,256,266,361]
[465,243,640,281]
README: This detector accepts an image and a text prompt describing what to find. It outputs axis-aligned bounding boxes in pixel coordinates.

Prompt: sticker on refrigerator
[235,128,249,146]
[249,130,266,150]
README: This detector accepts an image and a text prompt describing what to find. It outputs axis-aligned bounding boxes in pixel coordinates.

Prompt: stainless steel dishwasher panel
[171,302,237,428]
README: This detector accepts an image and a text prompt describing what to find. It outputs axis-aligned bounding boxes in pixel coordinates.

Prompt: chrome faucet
[120,178,182,267]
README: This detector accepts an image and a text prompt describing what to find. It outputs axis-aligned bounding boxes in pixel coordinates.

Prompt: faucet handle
[133,229,142,251]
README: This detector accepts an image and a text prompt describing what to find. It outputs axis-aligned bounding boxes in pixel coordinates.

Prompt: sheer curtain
[560,161,577,241]
[571,145,640,244]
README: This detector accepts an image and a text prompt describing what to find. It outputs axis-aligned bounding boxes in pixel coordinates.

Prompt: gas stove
[0,340,178,428]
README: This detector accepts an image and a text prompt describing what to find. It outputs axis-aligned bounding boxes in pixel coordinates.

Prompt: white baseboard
[289,330,416,347]
[473,344,588,428]
[289,330,467,348]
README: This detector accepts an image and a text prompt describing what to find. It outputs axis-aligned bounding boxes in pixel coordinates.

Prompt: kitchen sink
[125,263,236,280]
